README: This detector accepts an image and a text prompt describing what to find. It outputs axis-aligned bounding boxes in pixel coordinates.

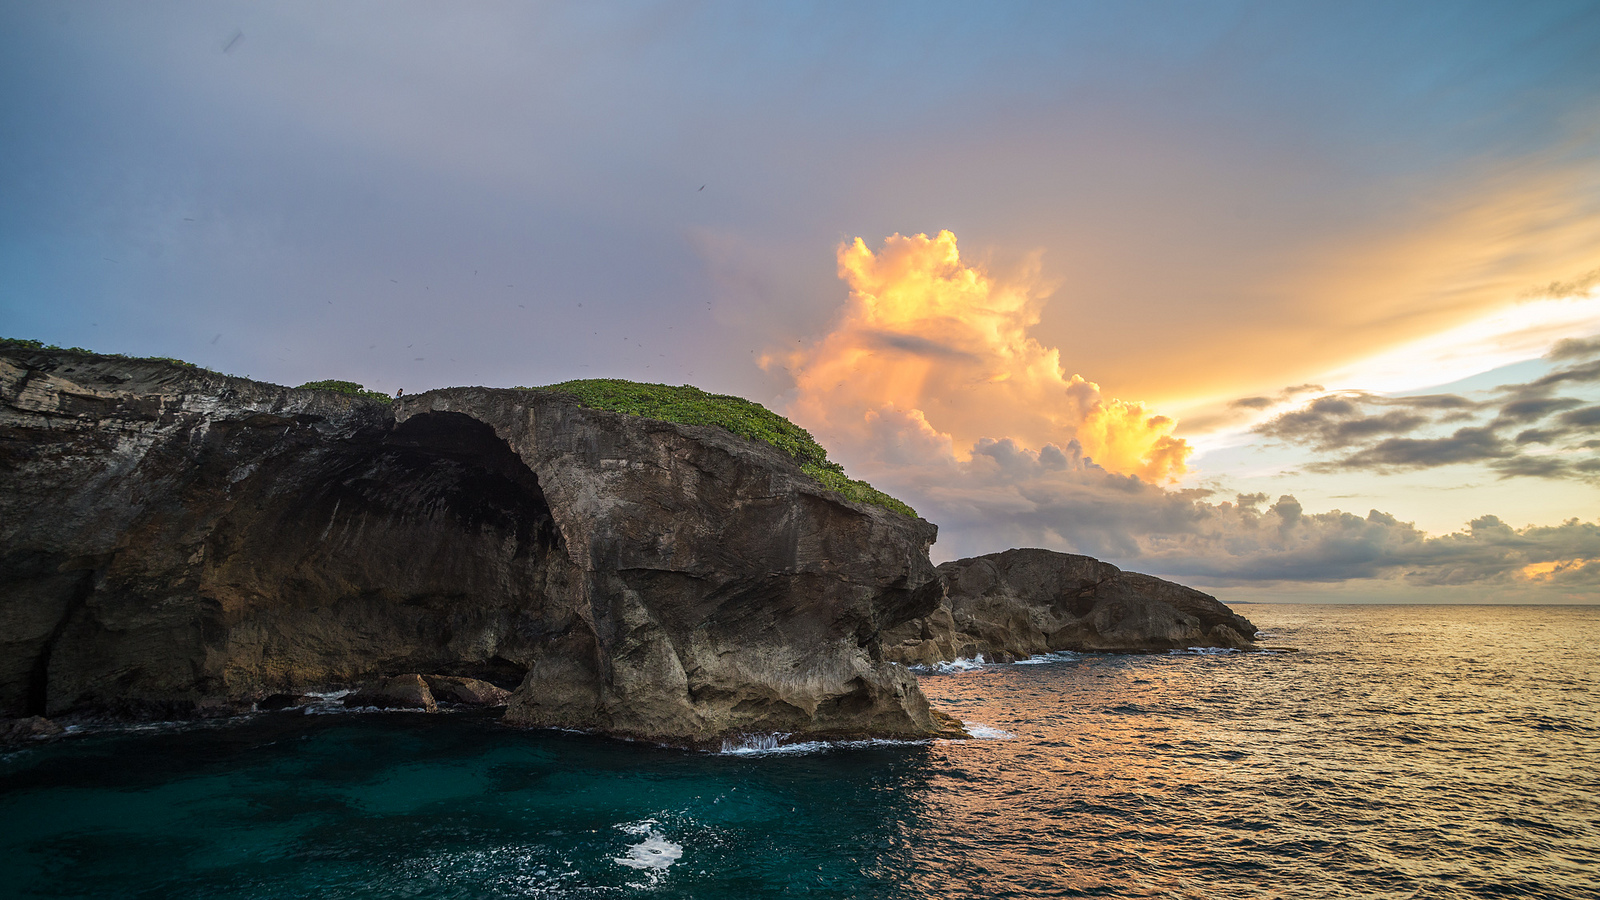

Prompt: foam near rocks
[715,733,930,757]
[962,723,1015,740]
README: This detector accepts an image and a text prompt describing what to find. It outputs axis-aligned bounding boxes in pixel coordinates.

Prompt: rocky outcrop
[339,674,516,711]
[0,348,945,744]
[425,674,512,707]
[344,674,439,711]
[0,715,64,743]
[883,548,1258,664]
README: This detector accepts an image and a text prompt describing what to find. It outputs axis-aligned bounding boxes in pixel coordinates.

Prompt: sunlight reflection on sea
[1,604,1594,899]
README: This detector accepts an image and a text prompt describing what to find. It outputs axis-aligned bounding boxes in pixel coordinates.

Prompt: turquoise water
[3,605,1597,898]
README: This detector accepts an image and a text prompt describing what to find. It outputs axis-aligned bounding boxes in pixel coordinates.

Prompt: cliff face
[884,548,1258,665]
[0,349,945,743]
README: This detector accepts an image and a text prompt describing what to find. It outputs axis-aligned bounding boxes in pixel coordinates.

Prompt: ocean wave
[1012,651,1081,665]
[911,654,988,673]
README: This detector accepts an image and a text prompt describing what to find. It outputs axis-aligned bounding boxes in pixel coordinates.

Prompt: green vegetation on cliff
[296,379,393,403]
[521,378,917,518]
[1,337,207,371]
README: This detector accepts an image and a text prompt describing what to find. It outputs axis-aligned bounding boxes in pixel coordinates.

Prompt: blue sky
[4,1,1599,599]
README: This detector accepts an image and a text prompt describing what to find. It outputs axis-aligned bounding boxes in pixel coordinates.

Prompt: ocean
[2,604,1595,899]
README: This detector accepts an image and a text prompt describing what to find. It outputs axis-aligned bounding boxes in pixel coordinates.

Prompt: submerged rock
[884,548,1258,664]
[0,348,945,744]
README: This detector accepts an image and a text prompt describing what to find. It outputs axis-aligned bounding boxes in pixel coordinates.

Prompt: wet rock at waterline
[883,548,1259,665]
[0,714,64,743]
[0,348,945,744]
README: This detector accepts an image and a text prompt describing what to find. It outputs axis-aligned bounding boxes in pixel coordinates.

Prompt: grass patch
[296,379,393,403]
[518,378,917,518]
[2,337,209,371]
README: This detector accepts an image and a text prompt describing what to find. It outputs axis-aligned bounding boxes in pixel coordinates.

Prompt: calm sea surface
[2,604,1596,899]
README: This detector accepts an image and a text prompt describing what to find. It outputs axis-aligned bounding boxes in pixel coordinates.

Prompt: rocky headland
[883,548,1258,665]
[1,346,1256,746]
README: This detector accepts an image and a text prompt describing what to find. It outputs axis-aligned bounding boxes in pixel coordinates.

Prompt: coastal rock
[424,675,511,707]
[0,715,64,743]
[883,548,1257,663]
[344,674,437,711]
[0,348,945,744]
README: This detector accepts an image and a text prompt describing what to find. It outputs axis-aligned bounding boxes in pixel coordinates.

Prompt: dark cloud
[1547,334,1600,361]
[1337,426,1510,469]
[863,330,980,362]
[1258,358,1600,482]
[1257,392,1431,450]
[1494,396,1584,424]
[1530,267,1600,299]
[1558,405,1600,428]
[1490,456,1571,479]
[1514,358,1600,394]
[1229,396,1274,410]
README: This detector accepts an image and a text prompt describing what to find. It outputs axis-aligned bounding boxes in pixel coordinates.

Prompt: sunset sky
[4,2,1598,601]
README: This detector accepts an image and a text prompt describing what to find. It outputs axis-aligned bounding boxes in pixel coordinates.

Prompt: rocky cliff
[883,548,1258,665]
[0,348,947,744]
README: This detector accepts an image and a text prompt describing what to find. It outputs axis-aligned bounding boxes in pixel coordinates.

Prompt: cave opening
[199,410,567,692]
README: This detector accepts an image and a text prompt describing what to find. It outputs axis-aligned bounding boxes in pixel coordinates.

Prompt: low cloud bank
[858,439,1600,598]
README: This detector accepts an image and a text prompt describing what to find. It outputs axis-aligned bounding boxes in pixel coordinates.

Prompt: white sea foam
[1013,651,1081,665]
[613,820,682,875]
[302,689,352,701]
[962,723,1015,740]
[912,654,987,674]
[1174,646,1241,655]
[715,734,928,757]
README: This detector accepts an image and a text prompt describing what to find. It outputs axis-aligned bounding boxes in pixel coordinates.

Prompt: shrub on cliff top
[1,337,207,371]
[519,378,918,519]
[296,379,392,403]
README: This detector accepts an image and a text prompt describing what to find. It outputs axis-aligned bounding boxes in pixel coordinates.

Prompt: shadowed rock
[425,675,511,707]
[344,674,437,711]
[0,348,945,744]
[884,548,1258,664]
[0,715,64,743]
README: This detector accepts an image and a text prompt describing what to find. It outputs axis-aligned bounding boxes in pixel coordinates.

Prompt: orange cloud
[1519,558,1596,582]
[771,230,1189,482]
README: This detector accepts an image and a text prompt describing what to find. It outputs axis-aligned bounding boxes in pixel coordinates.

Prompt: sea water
[2,604,1595,899]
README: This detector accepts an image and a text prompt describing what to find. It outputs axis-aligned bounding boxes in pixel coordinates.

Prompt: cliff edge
[0,348,946,744]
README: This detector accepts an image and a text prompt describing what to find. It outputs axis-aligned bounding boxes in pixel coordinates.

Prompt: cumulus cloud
[766,233,1599,599]
[771,230,1189,482]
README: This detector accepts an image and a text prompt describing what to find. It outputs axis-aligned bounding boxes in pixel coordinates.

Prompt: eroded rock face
[883,548,1257,664]
[0,349,945,743]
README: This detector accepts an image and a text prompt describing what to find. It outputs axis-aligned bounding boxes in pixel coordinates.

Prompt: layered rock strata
[0,349,946,744]
[883,548,1258,665]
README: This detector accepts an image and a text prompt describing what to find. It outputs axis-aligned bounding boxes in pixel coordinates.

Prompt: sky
[3,1,1599,602]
